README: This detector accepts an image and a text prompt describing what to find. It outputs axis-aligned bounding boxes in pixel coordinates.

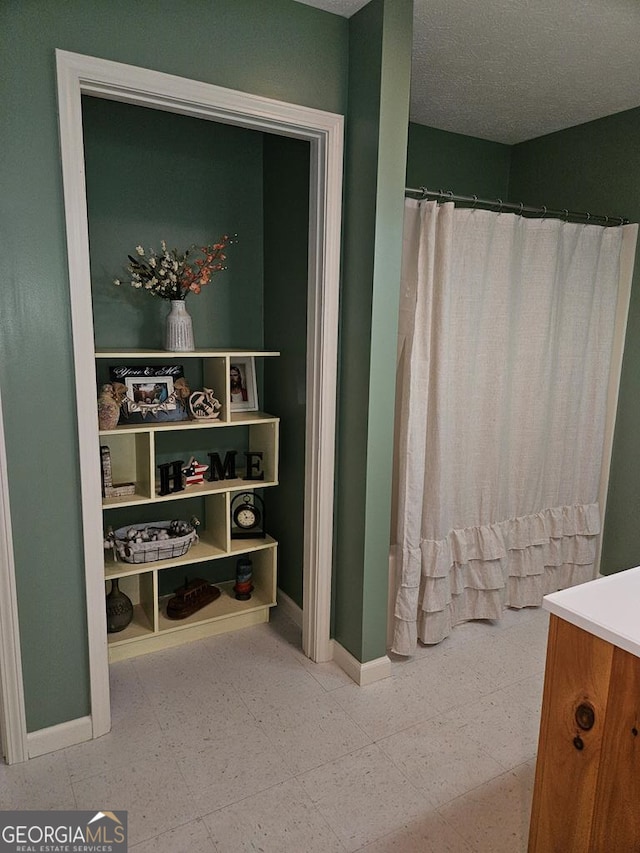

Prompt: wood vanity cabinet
[529,613,640,852]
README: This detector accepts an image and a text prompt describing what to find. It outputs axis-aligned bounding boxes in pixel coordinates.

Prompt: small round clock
[231,492,265,539]
[234,499,261,530]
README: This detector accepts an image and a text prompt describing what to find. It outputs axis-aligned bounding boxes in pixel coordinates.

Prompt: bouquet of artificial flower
[114,235,234,300]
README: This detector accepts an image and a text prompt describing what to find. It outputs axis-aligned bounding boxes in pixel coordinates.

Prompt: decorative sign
[208,450,238,481]
[207,451,264,481]
[157,460,185,496]
[110,364,185,381]
[157,451,265,495]
[109,364,189,423]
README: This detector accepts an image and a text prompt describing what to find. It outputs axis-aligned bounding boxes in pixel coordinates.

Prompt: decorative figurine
[97,382,126,430]
[234,557,254,600]
[173,376,192,410]
[182,456,209,486]
[166,576,221,619]
[103,525,118,562]
[188,388,222,420]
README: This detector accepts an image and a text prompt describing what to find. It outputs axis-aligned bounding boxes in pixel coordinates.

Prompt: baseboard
[276,587,303,628]
[275,591,390,686]
[27,715,93,759]
[330,640,392,686]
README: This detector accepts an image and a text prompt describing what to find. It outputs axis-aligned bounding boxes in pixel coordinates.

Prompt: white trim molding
[330,640,392,687]
[0,385,28,764]
[27,716,93,759]
[277,590,391,686]
[55,49,343,746]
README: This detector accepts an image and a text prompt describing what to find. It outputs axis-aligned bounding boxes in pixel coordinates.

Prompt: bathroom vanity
[528,566,640,852]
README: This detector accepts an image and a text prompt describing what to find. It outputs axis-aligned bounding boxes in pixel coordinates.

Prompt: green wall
[406,122,511,198]
[509,108,640,575]
[84,98,265,351]
[0,0,348,733]
[334,0,412,662]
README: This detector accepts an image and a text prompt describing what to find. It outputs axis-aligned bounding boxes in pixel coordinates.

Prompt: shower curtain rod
[405,186,629,227]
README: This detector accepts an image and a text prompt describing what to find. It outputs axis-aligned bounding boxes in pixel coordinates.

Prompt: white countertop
[544,566,640,658]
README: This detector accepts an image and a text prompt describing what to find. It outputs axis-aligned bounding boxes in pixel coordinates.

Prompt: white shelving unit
[97,349,280,662]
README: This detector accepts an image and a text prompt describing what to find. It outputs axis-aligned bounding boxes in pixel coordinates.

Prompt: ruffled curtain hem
[391,503,600,656]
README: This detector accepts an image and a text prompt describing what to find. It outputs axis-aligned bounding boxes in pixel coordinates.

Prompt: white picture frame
[124,375,176,413]
[229,357,258,412]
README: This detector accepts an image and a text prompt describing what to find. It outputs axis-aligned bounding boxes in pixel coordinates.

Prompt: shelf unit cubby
[97,349,280,662]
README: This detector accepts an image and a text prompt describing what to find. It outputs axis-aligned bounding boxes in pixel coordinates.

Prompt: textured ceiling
[294,0,640,144]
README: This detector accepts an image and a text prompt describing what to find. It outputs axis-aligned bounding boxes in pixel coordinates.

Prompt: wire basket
[114,520,198,564]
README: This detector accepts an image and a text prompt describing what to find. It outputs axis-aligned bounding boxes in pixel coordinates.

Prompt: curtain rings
[563,209,569,222]
[496,198,503,214]
[541,205,548,219]
[518,202,524,217]
[472,195,478,210]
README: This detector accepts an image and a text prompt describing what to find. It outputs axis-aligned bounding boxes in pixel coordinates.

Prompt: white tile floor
[1,605,550,852]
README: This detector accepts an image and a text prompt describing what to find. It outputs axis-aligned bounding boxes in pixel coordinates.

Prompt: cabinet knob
[575,702,595,731]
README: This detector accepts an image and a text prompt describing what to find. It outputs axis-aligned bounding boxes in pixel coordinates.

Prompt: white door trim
[0,384,28,764]
[56,49,342,737]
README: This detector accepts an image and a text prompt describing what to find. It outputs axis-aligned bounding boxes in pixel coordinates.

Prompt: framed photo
[229,357,258,412]
[125,376,175,411]
[109,365,189,423]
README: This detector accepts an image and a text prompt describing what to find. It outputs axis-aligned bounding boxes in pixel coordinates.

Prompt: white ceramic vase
[165,299,195,352]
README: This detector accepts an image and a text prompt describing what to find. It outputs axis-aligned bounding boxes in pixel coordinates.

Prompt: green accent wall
[0,0,348,733]
[509,108,640,575]
[406,122,511,199]
[83,97,265,351]
[334,0,412,662]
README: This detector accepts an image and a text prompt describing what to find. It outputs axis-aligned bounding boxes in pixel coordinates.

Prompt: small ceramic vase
[165,300,195,352]
[106,578,134,633]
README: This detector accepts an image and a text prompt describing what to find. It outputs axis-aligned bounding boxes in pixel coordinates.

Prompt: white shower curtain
[391,199,631,655]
